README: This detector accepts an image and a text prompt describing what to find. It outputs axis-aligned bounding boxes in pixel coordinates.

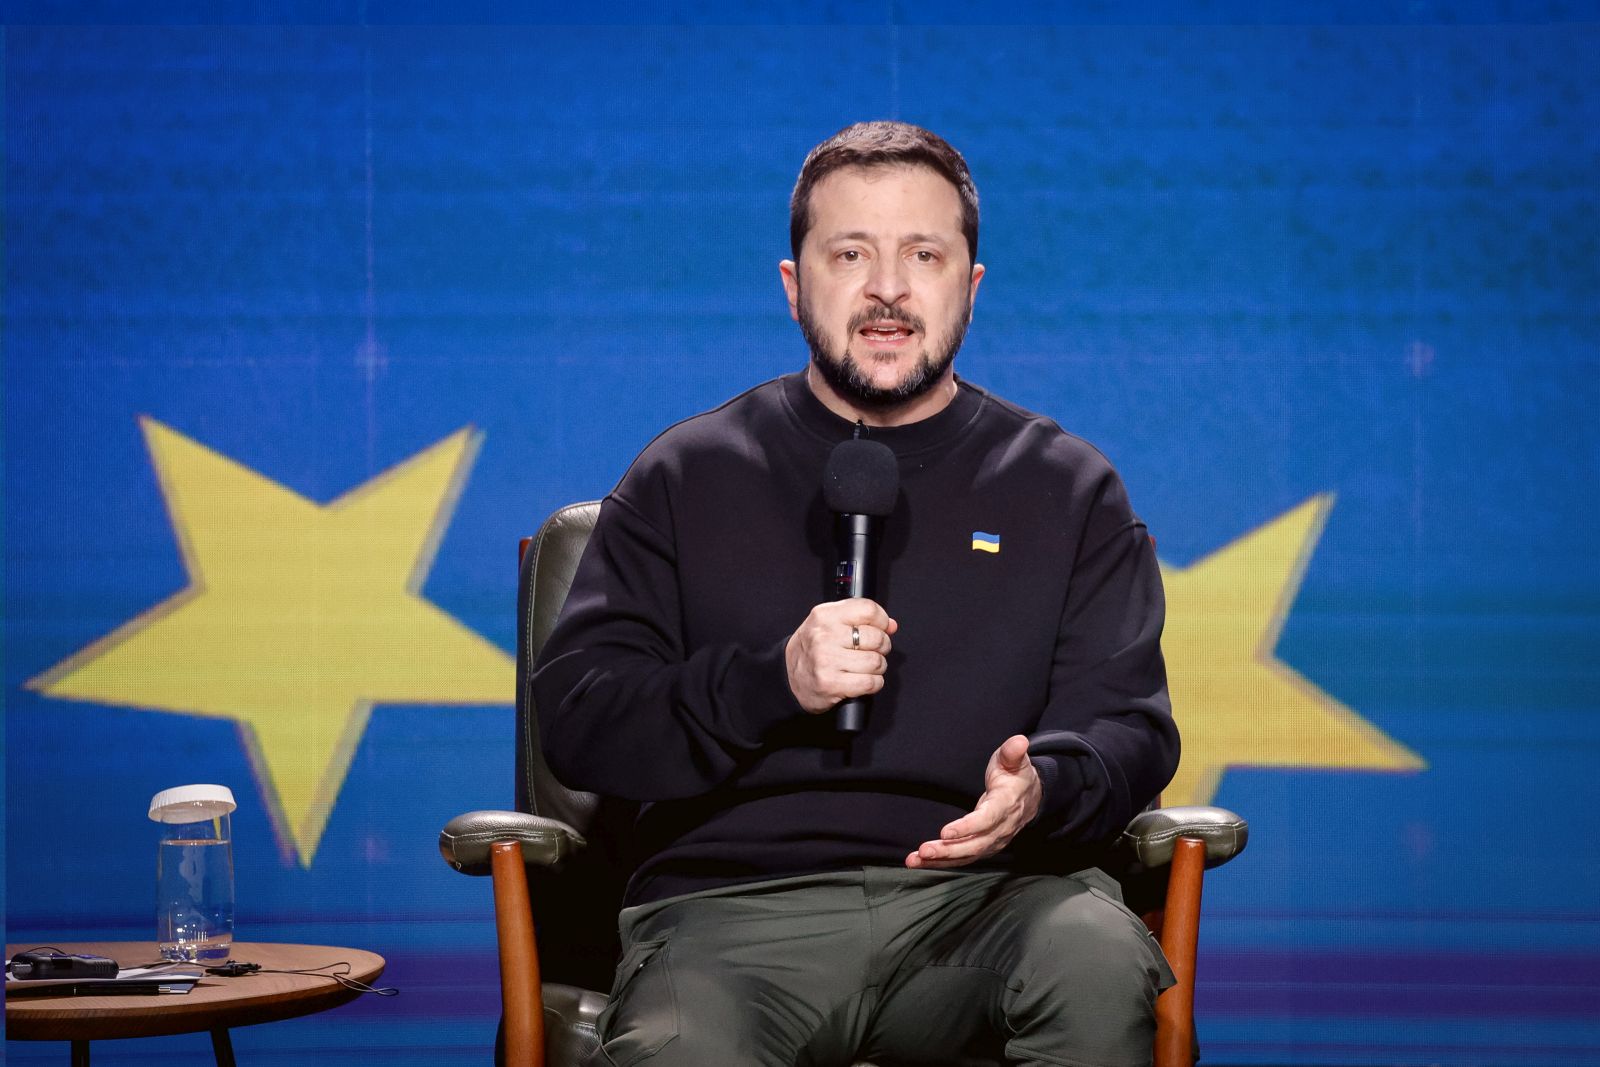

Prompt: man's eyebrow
[822,230,953,246]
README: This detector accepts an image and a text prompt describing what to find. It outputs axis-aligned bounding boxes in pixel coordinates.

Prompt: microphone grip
[833,512,877,734]
[834,513,873,599]
[836,697,867,734]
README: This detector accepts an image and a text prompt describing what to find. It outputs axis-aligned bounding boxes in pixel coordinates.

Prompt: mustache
[848,306,926,334]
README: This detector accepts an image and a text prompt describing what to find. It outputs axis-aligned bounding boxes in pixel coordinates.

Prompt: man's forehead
[808,163,965,238]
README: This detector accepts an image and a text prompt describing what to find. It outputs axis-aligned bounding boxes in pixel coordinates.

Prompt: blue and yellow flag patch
[971,531,1001,554]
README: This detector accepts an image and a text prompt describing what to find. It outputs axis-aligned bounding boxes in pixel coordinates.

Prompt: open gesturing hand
[905,734,1040,869]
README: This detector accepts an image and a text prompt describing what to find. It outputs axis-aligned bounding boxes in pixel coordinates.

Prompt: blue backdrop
[6,4,1599,1064]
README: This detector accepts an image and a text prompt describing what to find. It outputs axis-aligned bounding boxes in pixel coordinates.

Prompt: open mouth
[858,322,915,343]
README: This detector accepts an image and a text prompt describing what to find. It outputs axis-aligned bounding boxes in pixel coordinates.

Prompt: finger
[855,649,890,674]
[938,797,1003,842]
[842,624,892,655]
[820,649,888,676]
[993,734,1031,773]
[911,835,996,868]
[822,669,885,701]
[831,598,894,631]
[802,673,882,714]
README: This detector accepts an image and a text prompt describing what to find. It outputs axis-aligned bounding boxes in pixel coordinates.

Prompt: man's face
[780,164,984,413]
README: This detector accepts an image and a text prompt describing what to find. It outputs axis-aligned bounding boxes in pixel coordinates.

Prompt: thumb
[995,734,1031,773]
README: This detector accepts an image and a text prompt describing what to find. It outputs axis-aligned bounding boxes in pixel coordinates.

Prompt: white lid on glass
[149,784,237,823]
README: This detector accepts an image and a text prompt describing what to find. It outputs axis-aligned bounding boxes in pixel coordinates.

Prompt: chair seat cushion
[543,983,607,1066]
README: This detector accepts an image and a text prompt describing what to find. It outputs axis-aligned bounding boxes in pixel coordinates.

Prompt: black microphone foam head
[824,439,899,517]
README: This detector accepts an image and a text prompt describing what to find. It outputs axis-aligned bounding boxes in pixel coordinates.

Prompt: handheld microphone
[823,437,899,734]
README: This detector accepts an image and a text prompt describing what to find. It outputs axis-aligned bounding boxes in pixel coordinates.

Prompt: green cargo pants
[591,867,1175,1067]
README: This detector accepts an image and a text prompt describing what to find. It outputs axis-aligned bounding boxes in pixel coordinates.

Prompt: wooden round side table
[5,941,387,1066]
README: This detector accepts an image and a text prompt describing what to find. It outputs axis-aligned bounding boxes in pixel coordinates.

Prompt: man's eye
[839,250,861,263]
[914,250,937,263]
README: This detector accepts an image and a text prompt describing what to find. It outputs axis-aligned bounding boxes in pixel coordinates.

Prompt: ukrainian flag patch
[971,531,1001,554]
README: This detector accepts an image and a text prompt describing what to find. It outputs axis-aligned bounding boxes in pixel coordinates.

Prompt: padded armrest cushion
[1120,805,1249,869]
[439,810,588,875]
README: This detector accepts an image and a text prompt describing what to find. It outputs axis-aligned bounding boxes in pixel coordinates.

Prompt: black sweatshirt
[533,373,1178,905]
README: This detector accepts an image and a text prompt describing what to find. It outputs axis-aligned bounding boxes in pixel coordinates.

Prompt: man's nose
[864,257,911,307]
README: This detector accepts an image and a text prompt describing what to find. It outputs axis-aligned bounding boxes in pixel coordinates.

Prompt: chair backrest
[514,501,637,992]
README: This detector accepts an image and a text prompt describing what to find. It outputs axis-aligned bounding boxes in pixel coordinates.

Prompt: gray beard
[797,296,971,414]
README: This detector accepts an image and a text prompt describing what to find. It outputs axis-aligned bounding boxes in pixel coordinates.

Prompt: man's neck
[804,364,959,428]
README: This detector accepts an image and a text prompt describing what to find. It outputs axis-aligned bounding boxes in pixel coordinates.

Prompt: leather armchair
[441,502,1249,1066]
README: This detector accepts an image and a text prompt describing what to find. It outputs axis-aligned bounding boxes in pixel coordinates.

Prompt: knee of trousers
[991,884,1171,1065]
[595,943,822,1067]
[1005,881,1169,1006]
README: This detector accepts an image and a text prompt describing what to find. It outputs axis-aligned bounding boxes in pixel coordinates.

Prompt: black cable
[204,959,398,996]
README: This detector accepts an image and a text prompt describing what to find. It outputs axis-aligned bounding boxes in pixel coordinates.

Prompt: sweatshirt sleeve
[531,488,807,802]
[1025,467,1180,844]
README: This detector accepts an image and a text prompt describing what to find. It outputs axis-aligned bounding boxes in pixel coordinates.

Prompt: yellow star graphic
[1159,494,1425,806]
[29,418,514,866]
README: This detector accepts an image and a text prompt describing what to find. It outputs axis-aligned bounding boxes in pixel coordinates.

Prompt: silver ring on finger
[851,626,861,649]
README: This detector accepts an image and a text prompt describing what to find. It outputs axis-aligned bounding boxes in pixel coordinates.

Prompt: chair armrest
[439,810,588,875]
[1120,805,1249,870]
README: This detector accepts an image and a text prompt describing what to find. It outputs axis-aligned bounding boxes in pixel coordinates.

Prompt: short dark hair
[789,121,979,265]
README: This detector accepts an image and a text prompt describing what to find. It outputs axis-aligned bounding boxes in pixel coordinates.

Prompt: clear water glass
[149,785,236,963]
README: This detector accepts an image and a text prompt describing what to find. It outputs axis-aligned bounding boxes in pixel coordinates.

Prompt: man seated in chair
[532,121,1180,1067]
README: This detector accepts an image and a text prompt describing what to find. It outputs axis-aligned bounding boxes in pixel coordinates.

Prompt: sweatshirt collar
[779,371,986,456]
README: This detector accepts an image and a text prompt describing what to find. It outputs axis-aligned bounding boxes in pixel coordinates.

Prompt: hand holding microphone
[782,438,899,732]
[784,598,898,715]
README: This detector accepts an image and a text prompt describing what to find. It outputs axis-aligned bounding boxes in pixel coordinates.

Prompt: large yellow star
[29,418,514,866]
[1159,494,1425,806]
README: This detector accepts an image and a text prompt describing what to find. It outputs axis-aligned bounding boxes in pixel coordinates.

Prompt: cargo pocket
[595,937,678,1066]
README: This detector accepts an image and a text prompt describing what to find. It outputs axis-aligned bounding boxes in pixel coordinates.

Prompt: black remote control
[9,951,120,980]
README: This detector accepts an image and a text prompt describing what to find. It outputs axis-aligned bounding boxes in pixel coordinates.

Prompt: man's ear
[967,263,985,322]
[779,259,801,322]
